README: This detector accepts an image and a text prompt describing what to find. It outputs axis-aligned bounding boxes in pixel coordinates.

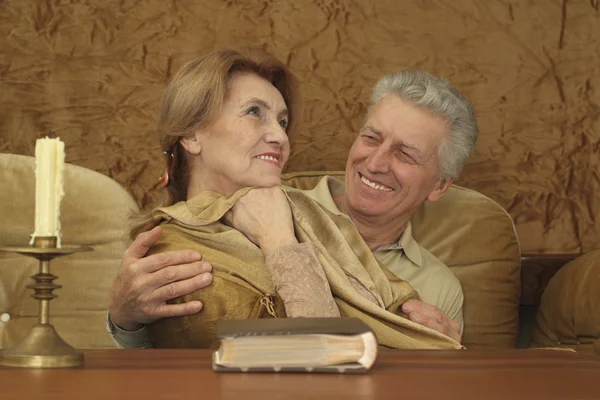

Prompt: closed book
[212,317,378,373]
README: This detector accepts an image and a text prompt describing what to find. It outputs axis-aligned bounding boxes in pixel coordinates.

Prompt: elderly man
[108,70,478,348]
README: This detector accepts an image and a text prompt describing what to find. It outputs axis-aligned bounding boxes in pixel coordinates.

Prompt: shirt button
[0,313,10,323]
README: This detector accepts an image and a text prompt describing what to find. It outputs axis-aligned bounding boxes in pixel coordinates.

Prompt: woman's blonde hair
[130,48,300,240]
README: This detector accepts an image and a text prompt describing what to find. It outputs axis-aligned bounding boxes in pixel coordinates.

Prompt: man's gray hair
[370,71,479,180]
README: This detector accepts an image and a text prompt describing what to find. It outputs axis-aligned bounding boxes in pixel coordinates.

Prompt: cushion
[531,249,600,355]
[411,185,521,349]
[0,154,138,349]
[282,171,521,349]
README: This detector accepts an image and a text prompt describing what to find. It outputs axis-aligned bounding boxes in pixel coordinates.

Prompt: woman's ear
[179,134,202,155]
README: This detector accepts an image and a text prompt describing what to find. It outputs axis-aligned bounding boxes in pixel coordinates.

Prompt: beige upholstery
[0,154,138,349]
[411,185,522,349]
[1,162,520,349]
[531,250,600,355]
[282,171,522,349]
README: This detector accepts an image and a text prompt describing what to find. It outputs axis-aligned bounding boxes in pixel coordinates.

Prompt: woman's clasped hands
[223,187,298,257]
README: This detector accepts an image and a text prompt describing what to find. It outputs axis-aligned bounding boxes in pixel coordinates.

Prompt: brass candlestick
[0,236,92,368]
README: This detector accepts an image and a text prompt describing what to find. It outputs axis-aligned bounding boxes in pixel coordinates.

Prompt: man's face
[343,95,452,222]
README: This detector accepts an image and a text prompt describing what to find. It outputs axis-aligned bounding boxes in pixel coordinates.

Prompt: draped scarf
[153,186,462,350]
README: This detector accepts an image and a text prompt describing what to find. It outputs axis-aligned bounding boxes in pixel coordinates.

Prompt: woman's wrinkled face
[184,72,290,196]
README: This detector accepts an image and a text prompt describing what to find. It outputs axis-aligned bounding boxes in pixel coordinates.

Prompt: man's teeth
[256,155,278,162]
[360,175,393,191]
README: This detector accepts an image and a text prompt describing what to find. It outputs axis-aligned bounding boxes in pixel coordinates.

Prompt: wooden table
[1,349,600,399]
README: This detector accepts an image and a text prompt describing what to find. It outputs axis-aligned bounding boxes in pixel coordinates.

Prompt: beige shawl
[150,186,462,350]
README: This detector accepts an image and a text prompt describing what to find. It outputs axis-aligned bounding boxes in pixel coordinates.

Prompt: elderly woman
[131,48,461,350]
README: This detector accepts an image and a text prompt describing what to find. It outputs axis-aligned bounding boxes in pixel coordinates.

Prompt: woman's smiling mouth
[255,153,281,167]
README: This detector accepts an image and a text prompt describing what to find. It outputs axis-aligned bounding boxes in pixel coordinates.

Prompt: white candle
[30,137,65,247]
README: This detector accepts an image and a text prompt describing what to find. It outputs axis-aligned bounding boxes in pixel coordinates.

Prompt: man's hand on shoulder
[108,226,213,331]
[401,299,462,343]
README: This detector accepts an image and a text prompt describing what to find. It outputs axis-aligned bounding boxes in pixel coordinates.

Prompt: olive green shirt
[302,176,464,326]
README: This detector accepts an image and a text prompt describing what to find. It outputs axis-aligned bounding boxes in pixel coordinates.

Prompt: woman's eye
[248,106,260,116]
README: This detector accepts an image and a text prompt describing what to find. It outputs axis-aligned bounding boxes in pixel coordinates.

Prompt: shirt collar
[390,222,423,267]
[302,175,423,268]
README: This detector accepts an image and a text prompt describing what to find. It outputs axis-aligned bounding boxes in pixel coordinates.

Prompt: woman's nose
[264,119,288,146]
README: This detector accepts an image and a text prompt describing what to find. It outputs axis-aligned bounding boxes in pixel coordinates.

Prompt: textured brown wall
[1,0,599,254]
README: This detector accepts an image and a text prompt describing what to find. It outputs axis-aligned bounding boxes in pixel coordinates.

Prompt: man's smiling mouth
[359,172,394,192]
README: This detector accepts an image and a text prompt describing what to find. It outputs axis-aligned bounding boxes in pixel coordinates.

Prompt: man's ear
[179,133,202,155]
[427,178,453,203]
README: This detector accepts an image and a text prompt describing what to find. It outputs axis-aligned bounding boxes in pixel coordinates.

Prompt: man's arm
[401,298,462,343]
[107,226,213,347]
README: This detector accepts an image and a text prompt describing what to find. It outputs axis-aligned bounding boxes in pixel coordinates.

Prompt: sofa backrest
[0,159,521,350]
[0,154,138,349]
[282,171,522,349]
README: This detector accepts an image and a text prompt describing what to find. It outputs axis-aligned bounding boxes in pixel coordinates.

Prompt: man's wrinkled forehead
[361,96,448,159]
[363,124,423,151]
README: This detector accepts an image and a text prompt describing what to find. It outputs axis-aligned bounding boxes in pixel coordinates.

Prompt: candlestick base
[0,237,92,368]
[1,324,83,368]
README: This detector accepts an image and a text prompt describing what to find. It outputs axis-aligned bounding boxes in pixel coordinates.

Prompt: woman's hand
[224,187,298,256]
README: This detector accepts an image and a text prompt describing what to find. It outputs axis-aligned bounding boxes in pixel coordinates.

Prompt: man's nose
[365,147,391,174]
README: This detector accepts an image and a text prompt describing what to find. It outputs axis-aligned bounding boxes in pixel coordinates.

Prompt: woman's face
[185,72,290,196]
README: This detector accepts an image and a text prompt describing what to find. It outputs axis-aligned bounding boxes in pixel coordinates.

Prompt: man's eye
[396,151,416,164]
[248,106,260,116]
[362,135,377,143]
[279,119,288,129]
